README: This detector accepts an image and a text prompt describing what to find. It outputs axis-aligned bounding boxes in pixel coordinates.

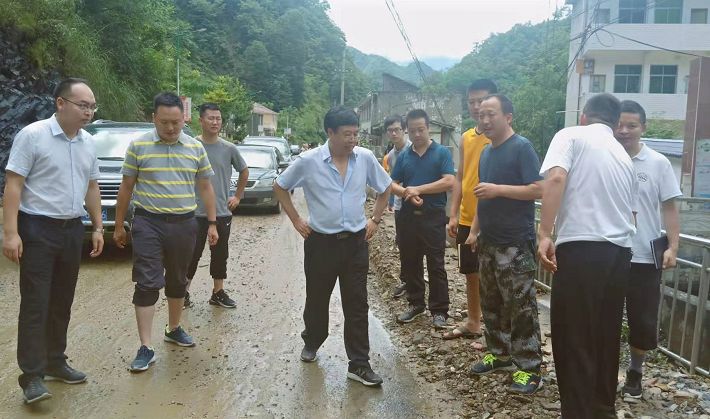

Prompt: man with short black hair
[444,79,496,343]
[114,92,219,373]
[391,109,455,329]
[4,77,104,403]
[273,106,391,387]
[383,114,411,298]
[615,100,681,399]
[184,103,248,309]
[538,93,637,417]
[464,94,544,394]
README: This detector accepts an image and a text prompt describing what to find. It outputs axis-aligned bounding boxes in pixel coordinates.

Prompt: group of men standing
[3,79,247,403]
[380,80,681,417]
[2,75,682,419]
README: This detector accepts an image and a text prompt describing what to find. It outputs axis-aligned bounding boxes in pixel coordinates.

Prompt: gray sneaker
[432,313,448,329]
[164,325,196,347]
[397,305,426,323]
[22,377,51,404]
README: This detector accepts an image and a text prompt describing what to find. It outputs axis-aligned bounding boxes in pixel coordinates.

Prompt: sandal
[442,325,483,340]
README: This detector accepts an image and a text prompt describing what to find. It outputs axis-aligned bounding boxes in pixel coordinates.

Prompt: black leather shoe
[347,365,383,387]
[44,363,87,384]
[300,346,318,362]
[22,377,52,404]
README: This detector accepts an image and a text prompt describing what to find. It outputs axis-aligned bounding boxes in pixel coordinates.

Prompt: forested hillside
[0,0,373,142]
[347,47,435,88]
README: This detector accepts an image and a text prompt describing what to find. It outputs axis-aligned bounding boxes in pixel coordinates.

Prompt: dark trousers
[187,216,232,281]
[394,210,404,283]
[302,230,370,367]
[551,241,631,419]
[16,213,83,387]
[398,209,449,315]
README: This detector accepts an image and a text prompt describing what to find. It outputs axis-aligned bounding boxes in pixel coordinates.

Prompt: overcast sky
[327,0,569,63]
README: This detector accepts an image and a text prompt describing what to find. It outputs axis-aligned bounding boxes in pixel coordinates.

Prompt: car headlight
[254,178,275,188]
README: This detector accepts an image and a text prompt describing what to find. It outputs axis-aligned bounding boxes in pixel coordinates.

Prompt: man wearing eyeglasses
[383,115,411,299]
[3,78,103,404]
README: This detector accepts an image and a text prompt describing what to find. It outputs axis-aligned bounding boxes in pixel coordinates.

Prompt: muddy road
[0,191,460,418]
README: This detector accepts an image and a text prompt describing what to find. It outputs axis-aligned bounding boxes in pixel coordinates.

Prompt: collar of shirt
[632,143,648,161]
[150,128,187,145]
[320,141,359,162]
[49,114,86,143]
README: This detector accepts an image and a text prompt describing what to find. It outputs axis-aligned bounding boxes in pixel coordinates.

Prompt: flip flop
[442,325,483,340]
[470,339,486,351]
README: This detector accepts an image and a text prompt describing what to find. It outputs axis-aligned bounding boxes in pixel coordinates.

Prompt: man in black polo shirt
[391,109,455,329]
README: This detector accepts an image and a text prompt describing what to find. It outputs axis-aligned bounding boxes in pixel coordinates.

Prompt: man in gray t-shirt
[186,103,249,309]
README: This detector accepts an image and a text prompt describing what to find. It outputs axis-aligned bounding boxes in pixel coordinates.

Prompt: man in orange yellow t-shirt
[444,79,497,344]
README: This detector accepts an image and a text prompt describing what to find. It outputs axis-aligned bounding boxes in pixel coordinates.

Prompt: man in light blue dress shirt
[273,106,392,387]
[3,78,104,404]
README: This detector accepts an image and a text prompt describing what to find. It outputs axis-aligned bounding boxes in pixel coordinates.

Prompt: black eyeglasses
[61,97,99,113]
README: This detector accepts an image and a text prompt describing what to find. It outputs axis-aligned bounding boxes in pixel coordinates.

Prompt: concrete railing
[533,202,710,377]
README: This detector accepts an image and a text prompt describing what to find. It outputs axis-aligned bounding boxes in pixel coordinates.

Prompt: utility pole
[340,48,346,105]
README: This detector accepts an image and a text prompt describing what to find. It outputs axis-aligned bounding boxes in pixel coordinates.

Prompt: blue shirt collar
[49,114,86,142]
[320,141,359,162]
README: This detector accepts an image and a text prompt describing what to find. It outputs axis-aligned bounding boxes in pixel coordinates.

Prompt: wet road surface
[0,191,459,418]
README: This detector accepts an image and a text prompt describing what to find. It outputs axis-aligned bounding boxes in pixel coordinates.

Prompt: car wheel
[269,201,281,214]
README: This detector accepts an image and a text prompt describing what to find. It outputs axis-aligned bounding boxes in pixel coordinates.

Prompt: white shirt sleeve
[540,130,573,176]
[658,158,683,202]
[6,129,35,177]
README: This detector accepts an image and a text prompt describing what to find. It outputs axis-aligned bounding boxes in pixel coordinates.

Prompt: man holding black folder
[615,100,681,399]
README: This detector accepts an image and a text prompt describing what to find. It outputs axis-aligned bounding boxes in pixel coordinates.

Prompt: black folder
[650,235,669,270]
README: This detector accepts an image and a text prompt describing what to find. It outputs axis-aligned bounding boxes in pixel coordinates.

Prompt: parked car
[242,136,292,166]
[290,144,301,156]
[82,121,194,242]
[232,144,288,213]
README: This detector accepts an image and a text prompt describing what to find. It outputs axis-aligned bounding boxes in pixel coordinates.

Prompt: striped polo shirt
[121,129,214,214]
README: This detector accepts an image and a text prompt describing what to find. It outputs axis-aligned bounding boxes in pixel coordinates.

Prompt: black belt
[312,229,365,240]
[403,207,445,216]
[134,208,195,222]
[19,212,82,228]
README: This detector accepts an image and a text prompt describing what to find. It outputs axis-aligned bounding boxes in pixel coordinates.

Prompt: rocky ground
[366,205,710,419]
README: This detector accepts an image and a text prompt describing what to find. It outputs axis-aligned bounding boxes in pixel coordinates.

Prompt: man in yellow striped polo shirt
[113,92,218,372]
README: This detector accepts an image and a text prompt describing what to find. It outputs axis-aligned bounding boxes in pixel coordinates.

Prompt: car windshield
[239,149,275,169]
[243,139,290,157]
[86,127,153,159]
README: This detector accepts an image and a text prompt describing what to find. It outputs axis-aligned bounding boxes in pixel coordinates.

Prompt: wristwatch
[94,227,105,234]
[371,216,382,225]
[207,220,218,226]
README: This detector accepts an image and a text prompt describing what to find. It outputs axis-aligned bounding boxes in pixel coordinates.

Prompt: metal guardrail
[533,202,709,377]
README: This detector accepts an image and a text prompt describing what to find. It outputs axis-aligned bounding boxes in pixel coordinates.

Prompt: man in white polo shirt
[615,100,681,399]
[538,93,637,419]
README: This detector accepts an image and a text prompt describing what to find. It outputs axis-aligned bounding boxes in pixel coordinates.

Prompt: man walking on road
[273,106,391,387]
[3,78,104,403]
[391,109,455,330]
[615,100,681,399]
[464,95,544,395]
[538,93,637,418]
[114,92,219,373]
[444,79,496,344]
[383,114,411,299]
[185,103,249,309]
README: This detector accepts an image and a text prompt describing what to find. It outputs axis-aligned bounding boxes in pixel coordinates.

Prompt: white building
[564,0,710,127]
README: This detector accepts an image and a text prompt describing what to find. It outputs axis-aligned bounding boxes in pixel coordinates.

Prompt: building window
[619,0,647,23]
[614,65,642,93]
[655,0,683,23]
[594,9,611,25]
[690,8,708,24]
[590,75,606,93]
[649,65,678,94]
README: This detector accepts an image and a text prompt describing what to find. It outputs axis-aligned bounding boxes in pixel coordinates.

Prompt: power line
[383,0,458,147]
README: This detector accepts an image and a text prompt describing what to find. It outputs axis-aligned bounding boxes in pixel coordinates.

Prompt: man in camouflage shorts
[464,94,544,394]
